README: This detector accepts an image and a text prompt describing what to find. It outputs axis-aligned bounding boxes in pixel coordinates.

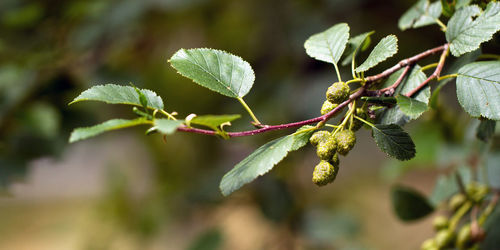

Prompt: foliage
[62,0,500,248]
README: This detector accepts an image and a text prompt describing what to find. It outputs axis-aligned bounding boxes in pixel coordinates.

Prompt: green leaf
[476,119,496,142]
[154,119,183,135]
[441,0,454,17]
[372,124,416,161]
[399,0,442,30]
[396,95,429,119]
[379,65,430,125]
[446,2,500,56]
[341,31,374,66]
[456,61,500,120]
[304,23,350,65]
[429,49,481,109]
[69,118,148,143]
[169,48,255,98]
[190,114,241,130]
[220,126,314,196]
[355,35,398,73]
[391,185,434,221]
[69,84,164,110]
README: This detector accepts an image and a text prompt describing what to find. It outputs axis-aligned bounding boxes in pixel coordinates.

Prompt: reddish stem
[177,44,448,138]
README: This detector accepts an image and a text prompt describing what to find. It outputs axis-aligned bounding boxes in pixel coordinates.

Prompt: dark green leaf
[396,95,429,119]
[219,126,314,196]
[391,185,434,221]
[476,119,496,142]
[356,35,398,73]
[154,119,183,135]
[188,228,223,250]
[372,124,416,160]
[191,114,241,131]
[341,31,374,66]
[304,23,350,65]
[169,48,255,98]
[446,2,500,56]
[69,118,148,143]
[441,0,454,17]
[69,84,164,110]
[456,61,500,120]
[399,0,443,30]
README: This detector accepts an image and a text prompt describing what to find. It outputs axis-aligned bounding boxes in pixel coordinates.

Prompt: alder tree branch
[176,43,449,138]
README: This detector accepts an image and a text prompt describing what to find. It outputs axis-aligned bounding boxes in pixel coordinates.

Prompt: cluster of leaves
[70,1,500,200]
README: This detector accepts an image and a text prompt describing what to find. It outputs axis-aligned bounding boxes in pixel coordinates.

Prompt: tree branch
[176,44,448,138]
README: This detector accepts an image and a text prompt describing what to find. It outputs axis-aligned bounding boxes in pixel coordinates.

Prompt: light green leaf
[476,119,496,142]
[169,48,255,98]
[399,0,442,30]
[456,61,500,120]
[220,126,314,196]
[154,119,183,135]
[356,35,398,73]
[379,65,430,125]
[341,31,374,66]
[446,2,500,56]
[391,185,434,221]
[70,84,164,110]
[396,95,429,119]
[191,114,241,130]
[372,124,416,161]
[69,118,148,143]
[304,23,350,65]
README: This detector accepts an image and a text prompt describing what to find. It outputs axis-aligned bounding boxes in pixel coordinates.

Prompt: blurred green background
[1,0,498,249]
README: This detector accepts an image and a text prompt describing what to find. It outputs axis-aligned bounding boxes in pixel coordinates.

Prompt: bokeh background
[1,0,499,249]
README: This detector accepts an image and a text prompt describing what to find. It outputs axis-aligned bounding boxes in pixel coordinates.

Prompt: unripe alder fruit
[434,229,455,249]
[335,130,356,155]
[321,100,339,115]
[316,136,337,160]
[312,160,339,186]
[456,224,473,249]
[326,81,350,104]
[432,215,450,231]
[420,238,438,250]
[309,131,330,146]
[448,193,466,211]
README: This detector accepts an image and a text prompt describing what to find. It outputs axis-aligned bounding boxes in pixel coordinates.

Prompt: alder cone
[326,81,350,104]
[312,160,338,186]
[335,130,356,155]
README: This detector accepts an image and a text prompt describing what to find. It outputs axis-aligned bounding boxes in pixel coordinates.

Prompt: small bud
[467,182,489,203]
[316,136,337,160]
[320,100,339,115]
[432,215,449,231]
[309,131,330,146]
[335,130,356,155]
[312,160,339,186]
[326,81,350,104]
[434,229,455,249]
[351,108,367,131]
[448,193,467,211]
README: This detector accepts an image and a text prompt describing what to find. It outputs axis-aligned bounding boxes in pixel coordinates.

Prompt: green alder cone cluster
[421,183,490,250]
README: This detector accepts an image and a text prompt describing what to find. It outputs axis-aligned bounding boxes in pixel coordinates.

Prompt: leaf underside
[399,0,442,30]
[356,35,398,73]
[169,48,255,98]
[446,2,500,56]
[456,61,500,120]
[70,84,164,110]
[154,119,184,135]
[220,126,314,196]
[396,95,429,120]
[341,31,374,66]
[69,118,148,143]
[304,23,350,65]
